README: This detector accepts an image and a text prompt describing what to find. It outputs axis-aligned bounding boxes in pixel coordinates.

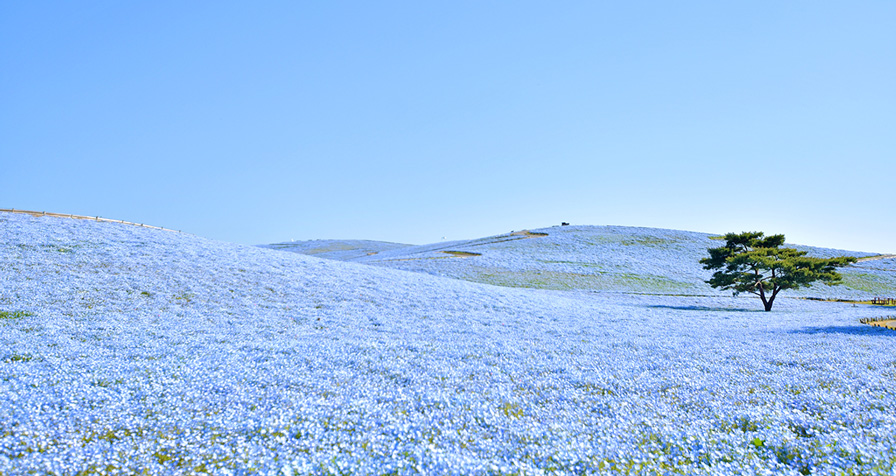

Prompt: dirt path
[510,230,549,238]
[1,209,182,233]
[857,254,896,262]
[867,320,896,330]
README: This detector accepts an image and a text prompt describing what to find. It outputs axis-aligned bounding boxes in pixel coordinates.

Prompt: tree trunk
[758,283,771,311]
[762,287,779,312]
[756,281,781,311]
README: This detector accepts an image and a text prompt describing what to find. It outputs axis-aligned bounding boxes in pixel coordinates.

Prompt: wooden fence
[0,208,182,233]
[871,297,895,305]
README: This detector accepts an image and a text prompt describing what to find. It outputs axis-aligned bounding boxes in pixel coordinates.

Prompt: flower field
[272,225,896,299]
[2,212,895,474]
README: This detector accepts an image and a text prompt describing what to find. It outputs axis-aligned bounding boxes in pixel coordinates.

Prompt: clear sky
[2,2,894,252]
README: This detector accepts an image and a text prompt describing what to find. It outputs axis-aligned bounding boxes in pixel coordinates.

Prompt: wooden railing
[0,208,182,233]
[871,297,895,305]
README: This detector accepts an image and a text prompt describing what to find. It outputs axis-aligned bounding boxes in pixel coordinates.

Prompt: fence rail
[0,208,182,233]
[871,297,895,305]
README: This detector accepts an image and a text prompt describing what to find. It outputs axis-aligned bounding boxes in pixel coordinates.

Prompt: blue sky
[2,2,894,252]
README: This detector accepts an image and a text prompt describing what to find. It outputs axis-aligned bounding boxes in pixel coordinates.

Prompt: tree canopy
[700,232,857,311]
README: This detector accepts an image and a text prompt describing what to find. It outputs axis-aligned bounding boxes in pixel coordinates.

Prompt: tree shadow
[789,325,894,335]
[644,305,762,313]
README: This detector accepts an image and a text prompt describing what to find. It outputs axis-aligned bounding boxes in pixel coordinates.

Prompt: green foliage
[470,268,690,293]
[700,232,857,311]
[173,292,195,303]
[0,310,33,320]
[3,353,34,363]
[441,250,482,257]
[499,402,524,419]
[841,273,894,295]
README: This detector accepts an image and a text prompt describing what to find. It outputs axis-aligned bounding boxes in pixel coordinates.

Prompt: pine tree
[700,232,856,311]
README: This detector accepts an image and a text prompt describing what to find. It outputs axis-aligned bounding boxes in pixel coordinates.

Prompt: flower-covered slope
[2,212,896,475]
[261,239,412,261]
[274,225,896,298]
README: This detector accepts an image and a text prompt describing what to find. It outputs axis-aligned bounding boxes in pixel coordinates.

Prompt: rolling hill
[3,211,895,474]
[263,239,412,261]
[268,225,896,299]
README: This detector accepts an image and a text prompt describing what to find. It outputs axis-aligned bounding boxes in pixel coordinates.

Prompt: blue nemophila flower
[1,212,894,474]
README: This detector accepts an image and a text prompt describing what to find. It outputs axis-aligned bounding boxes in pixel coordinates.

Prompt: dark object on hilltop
[561,222,570,226]
[701,231,857,311]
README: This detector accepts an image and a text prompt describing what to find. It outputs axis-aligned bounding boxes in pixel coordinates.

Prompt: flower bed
[2,212,895,474]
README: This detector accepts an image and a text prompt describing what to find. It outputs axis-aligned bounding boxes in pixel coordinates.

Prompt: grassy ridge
[271,225,896,299]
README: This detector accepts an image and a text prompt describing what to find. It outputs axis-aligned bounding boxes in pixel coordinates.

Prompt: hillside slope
[272,225,896,299]
[3,212,895,474]
[261,239,412,261]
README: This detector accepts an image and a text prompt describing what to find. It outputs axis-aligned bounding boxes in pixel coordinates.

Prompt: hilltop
[268,225,896,299]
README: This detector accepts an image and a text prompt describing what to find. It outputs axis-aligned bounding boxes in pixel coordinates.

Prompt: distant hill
[261,239,411,261]
[269,225,896,299]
